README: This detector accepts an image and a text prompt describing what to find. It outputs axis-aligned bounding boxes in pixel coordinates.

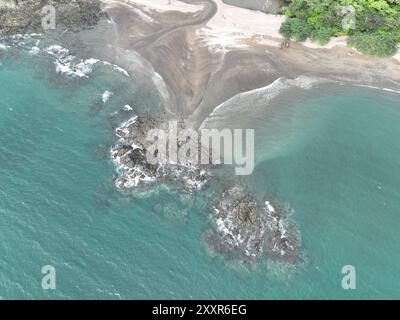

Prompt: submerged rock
[204,185,301,264]
[96,144,107,159]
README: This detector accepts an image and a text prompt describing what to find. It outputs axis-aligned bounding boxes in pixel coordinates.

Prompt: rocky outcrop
[203,185,301,264]
[0,0,103,36]
[110,113,211,193]
[110,112,301,265]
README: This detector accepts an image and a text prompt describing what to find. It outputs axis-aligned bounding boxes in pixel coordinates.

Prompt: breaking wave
[0,33,130,79]
[200,75,331,129]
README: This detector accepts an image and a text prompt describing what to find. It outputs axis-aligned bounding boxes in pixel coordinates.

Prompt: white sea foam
[353,84,400,95]
[110,145,155,189]
[45,45,100,78]
[29,46,40,54]
[151,72,171,109]
[202,76,400,130]
[102,90,114,103]
[0,44,10,50]
[8,33,42,44]
[44,44,130,78]
[200,76,326,129]
[115,116,138,138]
[122,104,133,112]
[265,201,276,213]
[101,61,130,77]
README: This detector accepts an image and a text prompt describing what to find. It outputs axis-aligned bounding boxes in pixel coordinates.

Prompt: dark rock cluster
[0,0,103,36]
[203,185,301,265]
[111,112,302,265]
[111,113,211,193]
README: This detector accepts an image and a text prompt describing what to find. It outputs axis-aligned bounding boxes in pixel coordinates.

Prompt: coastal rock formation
[203,185,301,264]
[110,113,211,193]
[111,112,301,265]
[0,0,103,36]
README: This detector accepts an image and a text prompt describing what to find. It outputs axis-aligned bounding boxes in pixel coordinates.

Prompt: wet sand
[79,0,400,128]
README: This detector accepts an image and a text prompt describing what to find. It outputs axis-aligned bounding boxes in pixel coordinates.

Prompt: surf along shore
[3,0,398,126]
[83,0,400,128]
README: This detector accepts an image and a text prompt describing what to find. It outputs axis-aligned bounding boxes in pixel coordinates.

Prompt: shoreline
[93,0,400,128]
[3,0,399,126]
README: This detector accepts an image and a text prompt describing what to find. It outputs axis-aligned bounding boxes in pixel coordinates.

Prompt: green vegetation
[280,0,400,56]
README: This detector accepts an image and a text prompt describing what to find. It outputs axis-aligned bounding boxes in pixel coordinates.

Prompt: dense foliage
[280,0,400,56]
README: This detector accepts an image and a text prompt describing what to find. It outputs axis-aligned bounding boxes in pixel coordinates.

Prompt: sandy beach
[82,0,400,127]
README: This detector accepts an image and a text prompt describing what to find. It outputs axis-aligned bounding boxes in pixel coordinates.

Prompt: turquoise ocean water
[0,45,400,299]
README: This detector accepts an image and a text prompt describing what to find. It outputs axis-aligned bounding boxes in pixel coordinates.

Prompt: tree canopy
[280,0,400,56]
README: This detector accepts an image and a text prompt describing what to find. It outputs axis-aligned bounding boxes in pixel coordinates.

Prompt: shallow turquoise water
[0,48,400,299]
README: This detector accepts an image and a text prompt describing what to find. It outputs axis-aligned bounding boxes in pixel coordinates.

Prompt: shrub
[280,17,312,42]
[311,26,333,44]
[280,0,400,56]
[348,32,399,56]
